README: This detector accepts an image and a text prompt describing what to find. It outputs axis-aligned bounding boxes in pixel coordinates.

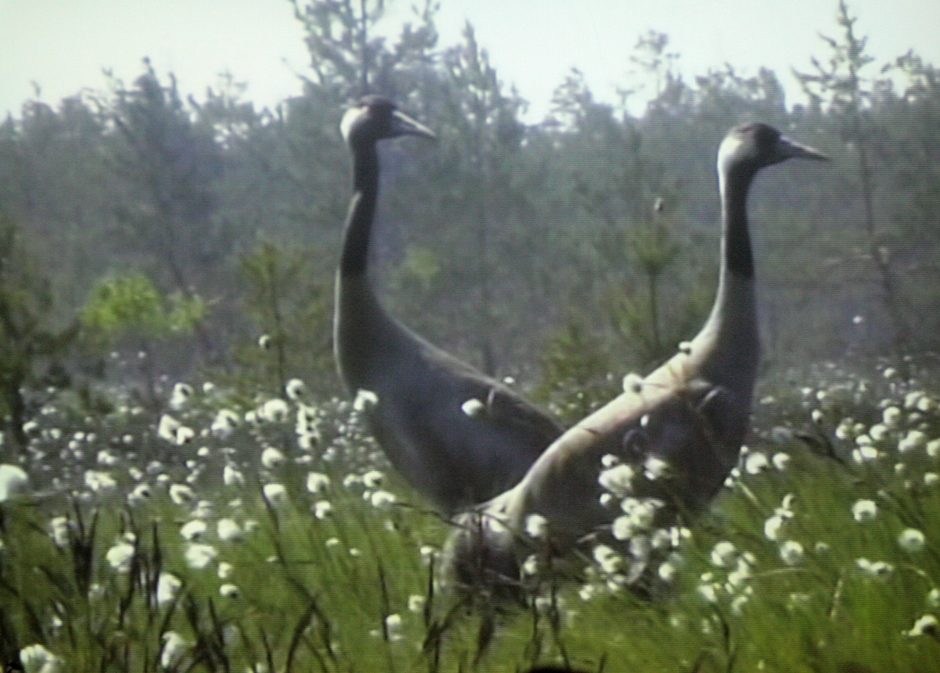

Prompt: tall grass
[1,360,939,672]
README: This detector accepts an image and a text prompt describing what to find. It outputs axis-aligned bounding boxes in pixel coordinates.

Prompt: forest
[2,0,939,439]
[1,1,940,672]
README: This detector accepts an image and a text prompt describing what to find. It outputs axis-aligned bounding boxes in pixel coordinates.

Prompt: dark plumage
[447,123,828,590]
[334,96,562,514]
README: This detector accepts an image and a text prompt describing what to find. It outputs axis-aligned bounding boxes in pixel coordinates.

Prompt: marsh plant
[1,357,940,672]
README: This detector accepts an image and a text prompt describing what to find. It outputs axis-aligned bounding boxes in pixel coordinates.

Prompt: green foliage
[1,359,939,672]
[3,3,940,667]
[628,30,684,109]
[610,236,710,368]
[619,215,682,361]
[107,61,223,270]
[796,0,875,116]
[291,0,439,102]
[395,244,442,294]
[0,217,76,451]
[103,60,226,366]
[81,273,204,344]
[535,320,619,424]
[234,240,334,397]
[0,0,938,397]
[794,0,910,350]
[630,220,679,276]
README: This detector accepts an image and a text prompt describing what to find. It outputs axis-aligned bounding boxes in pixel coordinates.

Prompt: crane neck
[719,164,756,280]
[693,162,760,386]
[335,140,388,393]
[340,142,380,279]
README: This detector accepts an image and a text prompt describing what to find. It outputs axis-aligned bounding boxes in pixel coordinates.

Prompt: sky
[2,0,940,121]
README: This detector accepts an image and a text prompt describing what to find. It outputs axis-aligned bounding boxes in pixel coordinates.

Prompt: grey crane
[334,96,563,514]
[447,122,828,590]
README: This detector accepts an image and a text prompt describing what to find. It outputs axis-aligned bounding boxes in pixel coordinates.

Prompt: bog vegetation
[1,1,939,671]
[2,360,940,672]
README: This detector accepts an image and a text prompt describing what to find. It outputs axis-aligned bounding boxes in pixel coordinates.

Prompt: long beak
[777,135,829,161]
[391,109,436,140]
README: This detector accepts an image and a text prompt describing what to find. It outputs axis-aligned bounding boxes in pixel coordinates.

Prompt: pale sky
[2,0,939,120]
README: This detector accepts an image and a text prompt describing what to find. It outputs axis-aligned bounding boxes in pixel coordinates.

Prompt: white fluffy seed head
[852,499,878,523]
[461,398,486,418]
[905,614,939,638]
[622,373,643,394]
[285,378,307,401]
[219,583,240,599]
[525,513,548,539]
[19,644,63,673]
[779,540,805,566]
[710,541,737,568]
[599,463,636,497]
[105,541,135,573]
[898,528,926,553]
[306,471,331,494]
[262,483,288,507]
[217,518,244,542]
[353,389,379,412]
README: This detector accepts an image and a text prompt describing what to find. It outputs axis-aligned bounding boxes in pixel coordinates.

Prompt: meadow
[2,355,940,673]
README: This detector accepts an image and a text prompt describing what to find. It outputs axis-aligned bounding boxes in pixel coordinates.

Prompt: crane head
[340,95,436,147]
[718,122,828,176]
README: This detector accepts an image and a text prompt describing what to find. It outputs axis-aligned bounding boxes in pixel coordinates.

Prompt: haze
[2,0,939,119]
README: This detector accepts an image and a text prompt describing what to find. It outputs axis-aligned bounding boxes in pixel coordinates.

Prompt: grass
[1,359,940,672]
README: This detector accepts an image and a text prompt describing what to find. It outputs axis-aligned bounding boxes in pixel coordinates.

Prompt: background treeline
[2,0,939,446]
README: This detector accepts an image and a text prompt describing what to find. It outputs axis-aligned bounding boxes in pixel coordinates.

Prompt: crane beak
[776,135,829,162]
[391,110,436,141]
